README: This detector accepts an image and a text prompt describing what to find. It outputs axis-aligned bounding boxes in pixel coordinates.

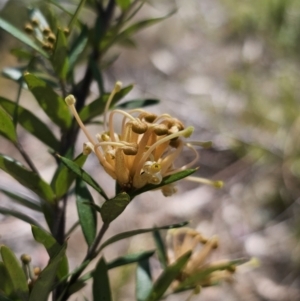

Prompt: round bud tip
[115,81,122,92]
[183,126,194,138]
[65,95,76,106]
[21,254,32,264]
[213,181,224,189]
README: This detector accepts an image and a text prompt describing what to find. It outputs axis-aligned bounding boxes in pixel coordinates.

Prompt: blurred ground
[1,0,300,301]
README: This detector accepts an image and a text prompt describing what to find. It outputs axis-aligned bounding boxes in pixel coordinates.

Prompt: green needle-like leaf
[57,155,108,200]
[0,17,48,58]
[52,29,69,80]
[0,97,60,151]
[92,257,112,301]
[68,25,88,70]
[107,250,155,270]
[100,193,131,223]
[68,0,87,29]
[145,251,192,301]
[29,243,67,301]
[24,73,72,130]
[0,154,56,203]
[0,246,29,301]
[152,230,168,269]
[31,226,69,280]
[51,153,87,199]
[79,85,133,123]
[0,106,17,143]
[136,257,153,301]
[117,99,159,109]
[0,207,43,228]
[98,221,188,252]
[129,168,198,199]
[75,179,97,247]
[0,261,14,297]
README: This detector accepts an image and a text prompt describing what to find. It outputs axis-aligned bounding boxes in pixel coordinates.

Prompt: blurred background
[1,0,300,300]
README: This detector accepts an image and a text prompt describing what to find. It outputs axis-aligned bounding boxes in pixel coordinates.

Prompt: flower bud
[154,124,168,136]
[42,27,51,36]
[63,28,70,36]
[65,94,76,106]
[21,254,31,264]
[123,146,138,155]
[31,18,39,26]
[131,120,148,134]
[24,23,33,34]
[47,33,56,43]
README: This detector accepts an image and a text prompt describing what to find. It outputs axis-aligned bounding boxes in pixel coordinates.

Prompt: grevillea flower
[65,82,222,196]
[167,228,235,292]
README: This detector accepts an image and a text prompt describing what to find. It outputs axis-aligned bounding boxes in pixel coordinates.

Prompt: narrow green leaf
[51,153,87,199]
[129,169,197,199]
[52,29,69,80]
[98,221,189,252]
[100,193,130,223]
[69,25,88,70]
[68,0,87,29]
[0,17,48,58]
[90,59,104,95]
[47,0,73,16]
[75,179,97,247]
[117,99,159,109]
[92,257,112,301]
[145,251,192,301]
[31,226,69,280]
[116,0,131,10]
[152,230,168,269]
[0,154,56,203]
[0,97,60,150]
[57,155,108,200]
[0,107,17,143]
[108,250,155,270]
[69,251,155,294]
[136,258,153,301]
[24,73,72,130]
[0,261,14,297]
[102,14,173,52]
[0,187,41,211]
[0,207,43,228]
[0,246,29,301]
[174,259,247,292]
[29,243,67,301]
[79,85,134,123]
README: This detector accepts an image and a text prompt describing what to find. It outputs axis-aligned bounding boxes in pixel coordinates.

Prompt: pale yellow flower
[167,228,235,288]
[65,82,222,195]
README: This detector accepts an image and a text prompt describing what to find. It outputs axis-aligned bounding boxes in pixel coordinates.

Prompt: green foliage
[0,246,29,301]
[31,226,69,280]
[0,1,230,301]
[0,154,56,203]
[75,179,97,247]
[92,258,112,301]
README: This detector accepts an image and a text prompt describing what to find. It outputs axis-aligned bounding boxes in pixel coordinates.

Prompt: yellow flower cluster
[65,82,222,196]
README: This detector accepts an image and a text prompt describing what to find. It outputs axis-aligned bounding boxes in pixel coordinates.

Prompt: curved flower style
[65,82,222,196]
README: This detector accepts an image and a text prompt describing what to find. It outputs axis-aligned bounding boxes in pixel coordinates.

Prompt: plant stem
[59,223,110,301]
